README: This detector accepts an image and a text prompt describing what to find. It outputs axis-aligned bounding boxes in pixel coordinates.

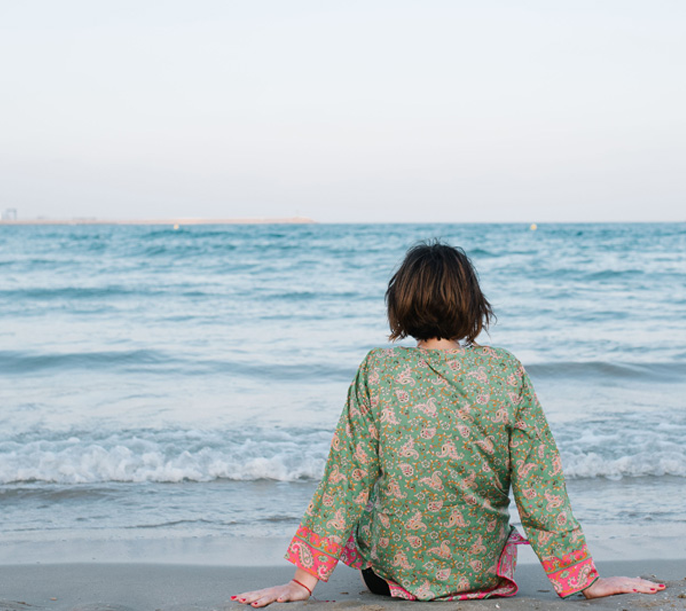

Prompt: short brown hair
[386,241,494,344]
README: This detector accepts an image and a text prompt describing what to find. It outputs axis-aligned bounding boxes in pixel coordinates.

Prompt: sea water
[1,223,684,561]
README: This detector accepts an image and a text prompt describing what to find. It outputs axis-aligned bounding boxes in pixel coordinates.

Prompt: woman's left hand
[232,581,311,607]
[582,576,666,599]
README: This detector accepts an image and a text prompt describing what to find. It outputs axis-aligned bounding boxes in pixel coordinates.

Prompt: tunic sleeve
[509,364,600,598]
[285,353,381,581]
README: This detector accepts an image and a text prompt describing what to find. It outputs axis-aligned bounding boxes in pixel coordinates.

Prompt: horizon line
[0,217,684,226]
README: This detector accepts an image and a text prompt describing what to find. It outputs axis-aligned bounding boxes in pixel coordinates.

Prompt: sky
[1,1,684,223]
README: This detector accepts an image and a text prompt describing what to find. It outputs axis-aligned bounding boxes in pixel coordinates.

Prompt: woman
[235,242,665,606]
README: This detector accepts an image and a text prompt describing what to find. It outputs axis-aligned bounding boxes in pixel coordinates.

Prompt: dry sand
[1,560,684,611]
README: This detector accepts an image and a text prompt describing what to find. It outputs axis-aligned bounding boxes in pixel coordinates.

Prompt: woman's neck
[416,338,460,350]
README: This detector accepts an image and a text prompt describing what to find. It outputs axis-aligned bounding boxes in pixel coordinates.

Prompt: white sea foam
[1,425,684,484]
[562,451,686,479]
[556,415,686,479]
[0,429,330,484]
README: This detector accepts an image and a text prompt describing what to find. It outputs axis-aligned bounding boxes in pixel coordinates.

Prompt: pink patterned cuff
[284,525,343,582]
[541,545,599,598]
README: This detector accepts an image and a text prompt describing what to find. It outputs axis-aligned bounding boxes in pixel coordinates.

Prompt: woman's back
[300,344,591,600]
[372,344,516,509]
[362,345,519,597]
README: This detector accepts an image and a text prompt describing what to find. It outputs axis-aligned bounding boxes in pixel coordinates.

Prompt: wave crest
[2,422,685,484]
[0,429,329,484]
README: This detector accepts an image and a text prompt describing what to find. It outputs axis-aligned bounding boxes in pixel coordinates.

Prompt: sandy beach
[1,560,684,611]
[1,554,684,611]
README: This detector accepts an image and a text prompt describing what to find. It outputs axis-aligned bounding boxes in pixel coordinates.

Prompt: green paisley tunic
[285,346,599,600]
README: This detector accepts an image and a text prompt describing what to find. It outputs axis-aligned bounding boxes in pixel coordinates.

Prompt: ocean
[1,223,684,562]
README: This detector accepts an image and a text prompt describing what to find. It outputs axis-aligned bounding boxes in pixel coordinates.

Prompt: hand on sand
[232,581,311,607]
[582,576,666,599]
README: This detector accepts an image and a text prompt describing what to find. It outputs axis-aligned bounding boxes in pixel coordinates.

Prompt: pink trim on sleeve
[284,525,343,582]
[540,544,600,598]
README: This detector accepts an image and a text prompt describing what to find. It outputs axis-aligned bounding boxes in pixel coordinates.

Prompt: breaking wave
[2,423,684,485]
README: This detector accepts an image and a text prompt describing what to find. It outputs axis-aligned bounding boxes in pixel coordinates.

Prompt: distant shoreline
[0,216,316,226]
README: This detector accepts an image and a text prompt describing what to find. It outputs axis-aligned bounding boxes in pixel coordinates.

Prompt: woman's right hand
[582,576,666,598]
[232,581,310,607]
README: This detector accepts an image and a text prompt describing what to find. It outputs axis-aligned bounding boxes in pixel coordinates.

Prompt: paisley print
[285,346,599,599]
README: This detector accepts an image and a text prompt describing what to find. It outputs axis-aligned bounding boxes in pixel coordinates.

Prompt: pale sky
[1,1,684,223]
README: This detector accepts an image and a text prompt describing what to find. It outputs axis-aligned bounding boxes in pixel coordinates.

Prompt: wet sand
[0,559,684,611]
